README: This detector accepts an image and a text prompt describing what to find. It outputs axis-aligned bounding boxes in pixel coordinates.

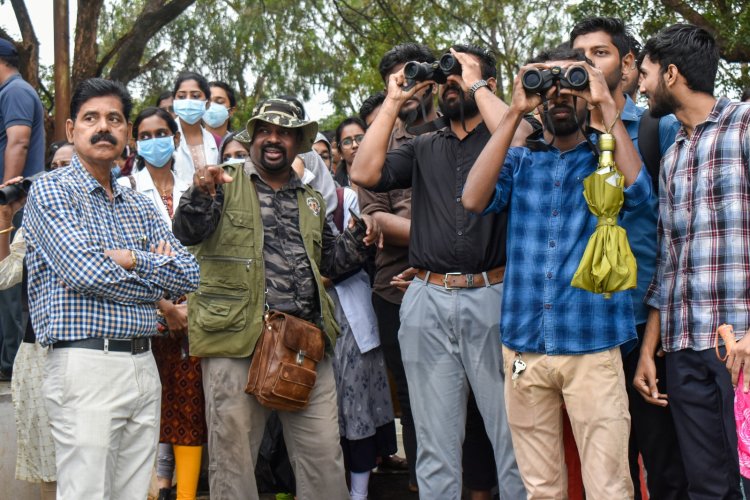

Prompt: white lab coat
[173,121,220,185]
[117,167,190,228]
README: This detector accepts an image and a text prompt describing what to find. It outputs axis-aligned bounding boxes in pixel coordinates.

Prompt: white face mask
[222,157,246,166]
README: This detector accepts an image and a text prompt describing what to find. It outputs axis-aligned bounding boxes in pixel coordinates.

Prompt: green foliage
[86,0,750,128]
[95,0,571,126]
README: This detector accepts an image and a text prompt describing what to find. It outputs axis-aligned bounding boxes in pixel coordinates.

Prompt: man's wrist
[468,79,489,100]
[507,106,526,124]
[382,96,404,116]
[597,97,618,118]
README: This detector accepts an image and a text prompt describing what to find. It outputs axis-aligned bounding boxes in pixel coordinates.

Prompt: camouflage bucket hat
[235,98,318,152]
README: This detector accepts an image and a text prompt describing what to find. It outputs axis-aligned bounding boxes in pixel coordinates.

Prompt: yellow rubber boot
[173,445,203,500]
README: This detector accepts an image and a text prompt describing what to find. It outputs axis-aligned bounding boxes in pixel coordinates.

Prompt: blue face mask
[173,99,206,125]
[203,102,230,128]
[137,136,176,168]
[111,166,121,179]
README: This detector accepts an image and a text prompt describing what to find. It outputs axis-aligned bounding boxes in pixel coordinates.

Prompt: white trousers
[43,346,161,500]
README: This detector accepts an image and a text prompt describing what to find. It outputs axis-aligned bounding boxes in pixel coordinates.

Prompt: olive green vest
[187,163,338,358]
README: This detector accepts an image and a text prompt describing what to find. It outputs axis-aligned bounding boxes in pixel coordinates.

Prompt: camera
[521,65,588,94]
[0,171,45,205]
[404,53,462,85]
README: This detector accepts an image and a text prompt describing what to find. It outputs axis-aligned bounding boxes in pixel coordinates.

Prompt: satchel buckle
[443,272,463,290]
[296,350,306,365]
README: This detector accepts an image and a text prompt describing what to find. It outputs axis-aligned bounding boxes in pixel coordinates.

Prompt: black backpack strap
[638,112,662,192]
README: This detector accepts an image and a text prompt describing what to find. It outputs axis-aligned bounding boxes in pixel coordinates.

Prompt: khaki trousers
[202,355,349,500]
[502,346,633,500]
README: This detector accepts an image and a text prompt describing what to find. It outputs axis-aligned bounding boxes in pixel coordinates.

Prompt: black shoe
[157,488,173,500]
[0,370,11,381]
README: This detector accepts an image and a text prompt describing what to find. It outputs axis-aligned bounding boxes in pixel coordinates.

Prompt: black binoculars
[404,53,461,85]
[521,66,588,94]
[0,171,45,205]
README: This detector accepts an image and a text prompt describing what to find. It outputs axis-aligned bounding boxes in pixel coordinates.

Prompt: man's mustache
[262,144,284,154]
[547,105,575,115]
[443,85,462,95]
[90,132,118,146]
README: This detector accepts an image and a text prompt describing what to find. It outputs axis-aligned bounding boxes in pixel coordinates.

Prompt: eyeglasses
[222,151,249,162]
[340,134,364,148]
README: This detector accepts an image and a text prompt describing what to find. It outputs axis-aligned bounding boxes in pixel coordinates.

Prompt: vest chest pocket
[311,228,322,265]
[195,286,251,333]
[221,210,256,247]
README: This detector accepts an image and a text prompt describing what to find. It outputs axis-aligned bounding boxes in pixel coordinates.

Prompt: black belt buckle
[131,337,150,354]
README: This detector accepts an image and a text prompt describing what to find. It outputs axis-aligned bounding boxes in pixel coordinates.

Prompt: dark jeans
[0,211,25,375]
[462,389,497,491]
[372,293,417,487]
[0,282,24,374]
[666,347,750,499]
[623,325,687,500]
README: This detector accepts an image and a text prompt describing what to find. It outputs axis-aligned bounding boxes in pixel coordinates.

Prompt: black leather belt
[53,337,151,354]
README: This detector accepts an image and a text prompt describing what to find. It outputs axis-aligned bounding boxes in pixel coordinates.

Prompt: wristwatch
[468,79,489,99]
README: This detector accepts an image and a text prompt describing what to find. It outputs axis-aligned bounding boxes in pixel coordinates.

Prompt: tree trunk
[72,0,105,89]
[9,0,40,88]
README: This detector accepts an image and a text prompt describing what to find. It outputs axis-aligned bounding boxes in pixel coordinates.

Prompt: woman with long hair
[170,71,220,184]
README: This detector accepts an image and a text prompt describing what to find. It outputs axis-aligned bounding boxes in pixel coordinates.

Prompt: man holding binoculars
[461,46,651,498]
[350,44,528,500]
[0,38,45,383]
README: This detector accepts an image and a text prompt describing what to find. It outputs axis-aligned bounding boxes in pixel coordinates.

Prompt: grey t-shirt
[0,74,45,180]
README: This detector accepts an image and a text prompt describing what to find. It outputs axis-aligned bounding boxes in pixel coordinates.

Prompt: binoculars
[404,53,461,85]
[521,66,588,94]
[0,171,45,205]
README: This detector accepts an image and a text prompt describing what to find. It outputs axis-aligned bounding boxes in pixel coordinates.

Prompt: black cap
[0,39,17,57]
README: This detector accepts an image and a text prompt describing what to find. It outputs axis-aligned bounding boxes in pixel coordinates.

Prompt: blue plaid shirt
[482,138,651,354]
[620,96,680,325]
[23,156,200,346]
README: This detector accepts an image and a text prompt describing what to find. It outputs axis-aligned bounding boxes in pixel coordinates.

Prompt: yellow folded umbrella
[571,133,637,298]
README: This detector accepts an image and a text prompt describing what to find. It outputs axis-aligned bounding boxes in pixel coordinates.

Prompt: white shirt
[173,121,220,185]
[0,227,25,290]
[117,167,190,228]
[333,188,380,352]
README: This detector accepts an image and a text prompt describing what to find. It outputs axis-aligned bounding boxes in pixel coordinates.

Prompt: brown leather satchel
[245,310,325,411]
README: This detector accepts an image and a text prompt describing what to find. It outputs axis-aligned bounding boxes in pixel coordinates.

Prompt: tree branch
[106,0,198,84]
[660,0,750,62]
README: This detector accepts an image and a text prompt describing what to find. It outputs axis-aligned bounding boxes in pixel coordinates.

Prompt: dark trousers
[0,282,24,374]
[623,326,687,500]
[462,389,497,491]
[0,211,25,374]
[666,348,750,499]
[372,293,418,487]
